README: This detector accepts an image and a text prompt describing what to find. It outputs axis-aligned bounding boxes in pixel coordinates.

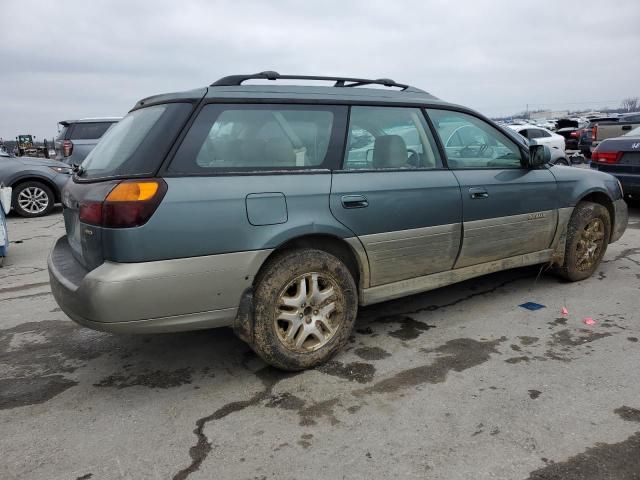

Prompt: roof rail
[210,71,425,92]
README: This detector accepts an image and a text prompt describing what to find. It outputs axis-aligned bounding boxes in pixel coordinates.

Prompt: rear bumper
[617,174,640,195]
[590,164,640,195]
[48,236,271,333]
[565,141,579,150]
[611,198,628,244]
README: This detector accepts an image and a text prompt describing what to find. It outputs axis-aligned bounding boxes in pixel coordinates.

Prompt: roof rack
[210,71,424,92]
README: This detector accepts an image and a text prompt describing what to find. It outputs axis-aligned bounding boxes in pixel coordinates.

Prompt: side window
[427,109,523,169]
[527,129,542,139]
[537,129,551,138]
[343,106,441,170]
[518,129,530,139]
[169,104,342,172]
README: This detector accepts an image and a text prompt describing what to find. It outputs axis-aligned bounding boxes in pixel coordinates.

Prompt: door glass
[427,109,523,169]
[537,129,552,138]
[527,129,542,139]
[343,107,441,170]
[169,105,340,172]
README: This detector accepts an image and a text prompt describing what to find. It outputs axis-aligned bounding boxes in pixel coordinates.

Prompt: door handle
[622,125,632,131]
[469,187,489,199]
[341,194,369,209]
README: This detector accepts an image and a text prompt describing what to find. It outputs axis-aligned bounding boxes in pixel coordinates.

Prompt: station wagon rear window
[168,104,346,172]
[79,103,192,180]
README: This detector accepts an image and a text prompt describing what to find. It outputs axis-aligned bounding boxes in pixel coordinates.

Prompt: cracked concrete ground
[1,202,639,480]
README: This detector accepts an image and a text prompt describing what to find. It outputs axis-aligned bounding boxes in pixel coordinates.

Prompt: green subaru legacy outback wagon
[48,71,628,370]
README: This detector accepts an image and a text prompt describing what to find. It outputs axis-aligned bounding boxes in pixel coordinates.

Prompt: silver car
[0,154,72,217]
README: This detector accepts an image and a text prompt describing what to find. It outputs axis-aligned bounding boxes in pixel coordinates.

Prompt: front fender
[548,165,622,207]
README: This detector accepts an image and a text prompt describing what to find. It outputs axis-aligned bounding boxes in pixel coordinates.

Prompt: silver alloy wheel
[274,272,342,353]
[17,186,49,214]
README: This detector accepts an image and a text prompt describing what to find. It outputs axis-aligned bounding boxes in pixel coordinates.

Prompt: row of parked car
[0,118,119,217]
[499,115,640,197]
[504,113,640,157]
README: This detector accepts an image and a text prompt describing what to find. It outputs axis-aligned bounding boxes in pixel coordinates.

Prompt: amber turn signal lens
[106,181,159,202]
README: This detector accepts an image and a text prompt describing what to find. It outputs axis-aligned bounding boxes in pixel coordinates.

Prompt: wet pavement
[1,202,639,479]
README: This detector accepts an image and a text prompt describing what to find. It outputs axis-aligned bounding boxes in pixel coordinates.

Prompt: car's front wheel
[12,181,54,217]
[557,201,611,281]
[251,248,358,370]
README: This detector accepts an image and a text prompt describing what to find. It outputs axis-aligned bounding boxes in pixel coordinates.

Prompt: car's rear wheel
[557,201,610,281]
[251,248,358,370]
[553,157,570,166]
[12,181,54,217]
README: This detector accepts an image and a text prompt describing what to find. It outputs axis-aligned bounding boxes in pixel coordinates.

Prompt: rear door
[426,109,558,268]
[330,106,462,287]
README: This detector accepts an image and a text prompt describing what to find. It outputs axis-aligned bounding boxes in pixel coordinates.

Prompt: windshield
[79,103,192,180]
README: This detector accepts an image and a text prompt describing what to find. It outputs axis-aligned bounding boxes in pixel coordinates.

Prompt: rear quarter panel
[101,173,356,262]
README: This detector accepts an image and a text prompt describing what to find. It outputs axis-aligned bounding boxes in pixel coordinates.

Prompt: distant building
[529,110,569,120]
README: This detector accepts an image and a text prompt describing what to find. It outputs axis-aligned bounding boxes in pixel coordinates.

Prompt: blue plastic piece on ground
[519,302,546,311]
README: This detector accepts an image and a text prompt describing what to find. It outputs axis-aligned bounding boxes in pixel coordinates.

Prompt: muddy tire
[12,181,54,217]
[556,201,610,281]
[251,248,358,371]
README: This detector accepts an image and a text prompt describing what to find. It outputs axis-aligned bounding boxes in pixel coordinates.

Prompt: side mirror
[528,144,550,167]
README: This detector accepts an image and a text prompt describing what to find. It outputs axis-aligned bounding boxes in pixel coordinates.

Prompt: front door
[426,109,558,268]
[330,106,463,287]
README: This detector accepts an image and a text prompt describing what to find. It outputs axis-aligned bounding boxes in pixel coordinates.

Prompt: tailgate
[595,123,639,142]
[61,179,118,271]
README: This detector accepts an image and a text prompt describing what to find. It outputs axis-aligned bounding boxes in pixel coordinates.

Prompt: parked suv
[48,72,628,370]
[55,117,120,165]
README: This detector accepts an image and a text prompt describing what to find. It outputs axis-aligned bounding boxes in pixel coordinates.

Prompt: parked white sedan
[507,124,569,165]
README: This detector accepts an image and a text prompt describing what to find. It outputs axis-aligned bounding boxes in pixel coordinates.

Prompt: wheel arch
[234,233,368,346]
[255,233,368,291]
[10,175,61,203]
[575,189,615,241]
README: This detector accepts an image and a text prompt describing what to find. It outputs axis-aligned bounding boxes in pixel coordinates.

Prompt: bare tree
[621,97,639,112]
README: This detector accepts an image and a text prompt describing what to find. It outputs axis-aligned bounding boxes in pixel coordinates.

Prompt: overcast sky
[1,0,639,140]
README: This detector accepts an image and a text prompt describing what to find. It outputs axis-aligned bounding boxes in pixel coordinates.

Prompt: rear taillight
[570,130,580,138]
[79,179,167,228]
[62,140,73,157]
[591,150,622,164]
[592,125,598,141]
